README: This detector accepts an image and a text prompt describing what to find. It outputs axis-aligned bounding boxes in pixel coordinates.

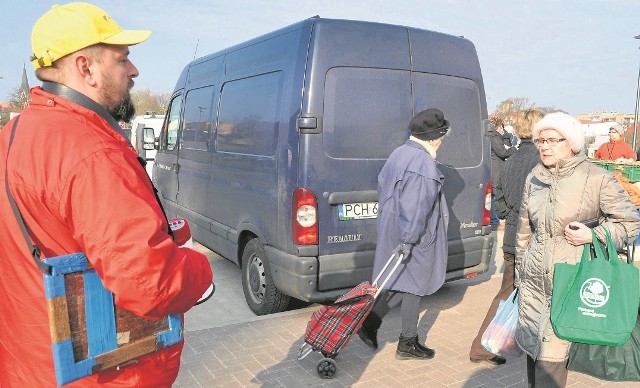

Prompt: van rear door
[299,20,414,291]
[409,28,491,274]
[411,73,488,272]
[313,66,412,254]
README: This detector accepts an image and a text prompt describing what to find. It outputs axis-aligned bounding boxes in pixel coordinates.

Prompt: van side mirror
[142,127,156,150]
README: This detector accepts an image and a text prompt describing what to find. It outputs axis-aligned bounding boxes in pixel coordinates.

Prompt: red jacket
[594,138,636,160]
[0,86,213,387]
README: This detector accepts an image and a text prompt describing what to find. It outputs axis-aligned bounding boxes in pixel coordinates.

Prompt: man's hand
[393,243,412,259]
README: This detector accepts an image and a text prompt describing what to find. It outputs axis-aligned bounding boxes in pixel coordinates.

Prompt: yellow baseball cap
[31,2,151,69]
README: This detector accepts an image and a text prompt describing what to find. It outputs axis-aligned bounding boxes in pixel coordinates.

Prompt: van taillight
[293,188,318,245]
[483,181,492,226]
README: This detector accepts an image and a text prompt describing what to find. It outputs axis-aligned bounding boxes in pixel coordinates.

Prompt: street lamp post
[633,35,640,152]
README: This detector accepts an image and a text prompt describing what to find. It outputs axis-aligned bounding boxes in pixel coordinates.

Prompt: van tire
[241,238,290,315]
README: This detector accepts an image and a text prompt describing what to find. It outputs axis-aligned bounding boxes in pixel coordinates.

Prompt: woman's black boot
[395,335,435,359]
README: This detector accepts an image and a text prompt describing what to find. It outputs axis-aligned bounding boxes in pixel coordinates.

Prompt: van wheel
[241,239,290,315]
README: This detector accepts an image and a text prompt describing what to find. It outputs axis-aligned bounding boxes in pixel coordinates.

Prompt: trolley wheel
[316,357,337,379]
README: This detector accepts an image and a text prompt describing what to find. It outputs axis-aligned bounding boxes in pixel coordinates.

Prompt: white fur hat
[532,112,584,153]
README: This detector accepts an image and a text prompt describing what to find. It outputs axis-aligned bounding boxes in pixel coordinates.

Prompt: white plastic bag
[481,288,523,357]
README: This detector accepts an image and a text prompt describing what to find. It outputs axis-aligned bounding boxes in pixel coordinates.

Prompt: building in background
[576,112,634,128]
[576,112,637,156]
[17,64,30,109]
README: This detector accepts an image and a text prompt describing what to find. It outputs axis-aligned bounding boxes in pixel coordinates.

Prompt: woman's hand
[564,222,593,246]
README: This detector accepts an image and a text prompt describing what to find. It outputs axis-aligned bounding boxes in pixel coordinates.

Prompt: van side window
[217,72,282,157]
[161,96,183,152]
[182,86,215,151]
[323,68,412,159]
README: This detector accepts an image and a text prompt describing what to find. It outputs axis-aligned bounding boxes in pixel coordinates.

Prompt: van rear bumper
[263,246,346,303]
[444,232,495,281]
[264,233,494,303]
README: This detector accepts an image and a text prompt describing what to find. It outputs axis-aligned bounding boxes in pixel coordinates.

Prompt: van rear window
[413,73,483,168]
[323,67,483,167]
[323,68,411,160]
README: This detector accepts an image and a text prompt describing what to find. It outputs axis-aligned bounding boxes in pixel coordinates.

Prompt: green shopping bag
[550,228,639,346]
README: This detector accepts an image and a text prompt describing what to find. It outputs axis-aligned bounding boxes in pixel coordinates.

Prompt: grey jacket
[514,155,640,361]
[373,140,449,296]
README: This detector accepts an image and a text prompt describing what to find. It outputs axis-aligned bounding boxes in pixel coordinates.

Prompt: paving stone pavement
[176,228,639,387]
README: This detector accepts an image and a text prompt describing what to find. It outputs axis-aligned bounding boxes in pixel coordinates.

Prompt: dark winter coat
[372,140,449,296]
[493,139,540,255]
[489,128,516,186]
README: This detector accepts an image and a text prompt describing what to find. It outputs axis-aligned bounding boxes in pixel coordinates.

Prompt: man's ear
[74,54,97,86]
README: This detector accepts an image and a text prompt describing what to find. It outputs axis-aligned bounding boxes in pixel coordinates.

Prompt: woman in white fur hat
[514,112,640,386]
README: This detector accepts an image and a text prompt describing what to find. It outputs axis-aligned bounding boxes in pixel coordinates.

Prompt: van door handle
[173,163,179,173]
[297,115,322,134]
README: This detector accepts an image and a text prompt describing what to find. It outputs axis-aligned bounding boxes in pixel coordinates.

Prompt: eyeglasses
[533,138,566,146]
[609,130,618,134]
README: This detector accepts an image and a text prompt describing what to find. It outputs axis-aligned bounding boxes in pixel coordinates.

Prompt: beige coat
[514,155,640,362]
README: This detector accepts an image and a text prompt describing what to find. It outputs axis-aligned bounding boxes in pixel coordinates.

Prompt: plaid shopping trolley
[297,252,404,378]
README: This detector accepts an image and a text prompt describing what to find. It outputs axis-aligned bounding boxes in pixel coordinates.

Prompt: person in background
[504,124,520,147]
[594,123,636,162]
[0,3,213,386]
[515,112,640,387]
[489,116,517,230]
[468,108,544,366]
[357,108,450,360]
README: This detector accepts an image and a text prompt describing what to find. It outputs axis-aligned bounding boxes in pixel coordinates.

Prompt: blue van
[152,17,495,315]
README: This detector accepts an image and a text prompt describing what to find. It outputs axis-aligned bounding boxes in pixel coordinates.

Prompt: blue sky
[1,0,639,115]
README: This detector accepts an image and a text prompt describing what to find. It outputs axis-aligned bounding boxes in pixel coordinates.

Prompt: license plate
[338,202,378,220]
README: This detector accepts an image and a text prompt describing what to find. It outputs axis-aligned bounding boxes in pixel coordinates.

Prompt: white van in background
[131,112,165,176]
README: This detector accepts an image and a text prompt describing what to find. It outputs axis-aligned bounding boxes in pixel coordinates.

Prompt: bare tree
[156,92,170,113]
[8,85,30,110]
[131,88,169,116]
[493,97,566,124]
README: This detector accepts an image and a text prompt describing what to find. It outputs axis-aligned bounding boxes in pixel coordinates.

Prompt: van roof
[191,17,471,66]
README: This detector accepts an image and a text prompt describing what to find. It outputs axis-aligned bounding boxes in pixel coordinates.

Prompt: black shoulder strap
[137,156,174,239]
[4,117,52,275]
[42,81,131,142]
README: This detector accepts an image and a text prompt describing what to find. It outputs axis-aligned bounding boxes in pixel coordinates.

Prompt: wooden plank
[92,336,159,373]
[65,272,89,360]
[47,296,71,343]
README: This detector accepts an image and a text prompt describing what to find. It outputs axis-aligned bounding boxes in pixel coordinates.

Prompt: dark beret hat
[410,108,450,140]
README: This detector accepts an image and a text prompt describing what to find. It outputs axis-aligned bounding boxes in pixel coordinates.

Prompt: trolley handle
[372,251,405,299]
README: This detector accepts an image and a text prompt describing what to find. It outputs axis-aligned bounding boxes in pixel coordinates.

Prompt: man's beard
[109,93,136,122]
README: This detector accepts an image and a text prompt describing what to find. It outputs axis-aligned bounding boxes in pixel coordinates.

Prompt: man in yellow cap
[0,3,213,386]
